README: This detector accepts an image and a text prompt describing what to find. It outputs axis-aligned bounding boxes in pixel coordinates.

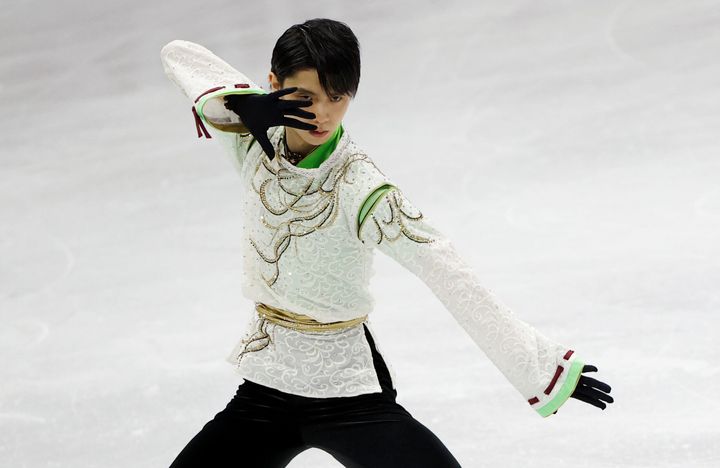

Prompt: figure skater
[160,18,613,468]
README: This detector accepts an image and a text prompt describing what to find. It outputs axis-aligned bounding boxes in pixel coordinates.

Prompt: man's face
[268,68,351,148]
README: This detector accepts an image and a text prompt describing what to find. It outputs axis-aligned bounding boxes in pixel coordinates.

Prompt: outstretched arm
[343,157,613,417]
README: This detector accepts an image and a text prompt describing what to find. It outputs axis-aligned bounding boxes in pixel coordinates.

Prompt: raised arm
[160,39,267,171]
[342,155,612,417]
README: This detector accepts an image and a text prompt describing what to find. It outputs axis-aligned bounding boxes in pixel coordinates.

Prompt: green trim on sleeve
[537,359,585,417]
[196,87,267,133]
[357,183,397,238]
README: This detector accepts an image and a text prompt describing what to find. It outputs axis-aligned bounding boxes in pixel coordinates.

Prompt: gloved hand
[223,87,317,159]
[569,364,614,410]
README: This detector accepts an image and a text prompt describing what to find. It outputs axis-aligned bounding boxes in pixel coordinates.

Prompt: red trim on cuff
[528,397,540,405]
[192,106,212,139]
[563,349,574,360]
[194,86,225,103]
[544,366,564,395]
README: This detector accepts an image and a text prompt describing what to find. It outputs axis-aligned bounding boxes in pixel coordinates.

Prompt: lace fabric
[225,311,386,398]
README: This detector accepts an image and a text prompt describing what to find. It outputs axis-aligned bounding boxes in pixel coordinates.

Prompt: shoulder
[331,136,409,240]
[334,136,392,192]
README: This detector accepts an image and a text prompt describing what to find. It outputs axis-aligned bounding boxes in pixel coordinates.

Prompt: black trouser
[169,324,462,467]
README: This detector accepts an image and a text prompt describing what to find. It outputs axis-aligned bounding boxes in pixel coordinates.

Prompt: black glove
[569,364,614,410]
[223,87,317,159]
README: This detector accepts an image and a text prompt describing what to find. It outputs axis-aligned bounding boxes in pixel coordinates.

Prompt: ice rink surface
[1,0,719,466]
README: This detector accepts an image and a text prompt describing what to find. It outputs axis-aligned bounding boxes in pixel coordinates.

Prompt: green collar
[295,124,345,169]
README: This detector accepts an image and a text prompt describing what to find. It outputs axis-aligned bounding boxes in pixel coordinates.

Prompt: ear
[268,71,281,91]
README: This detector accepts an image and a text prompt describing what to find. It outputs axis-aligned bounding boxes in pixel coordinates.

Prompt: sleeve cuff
[533,357,584,417]
[194,86,267,136]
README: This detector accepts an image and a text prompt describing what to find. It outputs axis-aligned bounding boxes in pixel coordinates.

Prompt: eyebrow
[293,87,317,96]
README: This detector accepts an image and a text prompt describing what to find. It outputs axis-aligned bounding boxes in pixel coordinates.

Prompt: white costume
[160,39,584,417]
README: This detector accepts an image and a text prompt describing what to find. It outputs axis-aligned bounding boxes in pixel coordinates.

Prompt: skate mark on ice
[0,412,47,424]
[693,187,720,220]
[603,0,651,69]
[0,229,76,300]
[0,319,51,348]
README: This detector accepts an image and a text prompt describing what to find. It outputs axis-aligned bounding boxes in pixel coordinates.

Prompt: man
[161,18,613,467]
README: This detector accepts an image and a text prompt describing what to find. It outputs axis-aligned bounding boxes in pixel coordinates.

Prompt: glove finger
[571,390,607,410]
[257,133,276,159]
[283,107,316,120]
[268,87,297,99]
[223,95,240,110]
[582,364,598,373]
[580,375,612,394]
[277,99,313,110]
[577,384,614,404]
[280,117,318,131]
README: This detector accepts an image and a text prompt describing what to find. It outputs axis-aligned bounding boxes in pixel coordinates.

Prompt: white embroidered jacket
[160,39,585,417]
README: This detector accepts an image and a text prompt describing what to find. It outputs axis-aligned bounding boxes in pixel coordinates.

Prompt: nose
[312,101,330,125]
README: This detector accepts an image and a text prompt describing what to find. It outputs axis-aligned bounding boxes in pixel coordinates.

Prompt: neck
[285,127,318,156]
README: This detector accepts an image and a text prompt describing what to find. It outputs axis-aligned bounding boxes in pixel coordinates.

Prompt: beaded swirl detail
[248,149,385,288]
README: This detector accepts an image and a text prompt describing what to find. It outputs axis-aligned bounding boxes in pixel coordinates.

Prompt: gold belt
[255,302,368,332]
[233,303,368,364]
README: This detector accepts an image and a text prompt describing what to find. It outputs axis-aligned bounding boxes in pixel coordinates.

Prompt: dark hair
[271,18,361,97]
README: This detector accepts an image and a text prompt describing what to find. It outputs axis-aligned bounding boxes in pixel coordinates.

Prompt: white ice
[1,0,719,467]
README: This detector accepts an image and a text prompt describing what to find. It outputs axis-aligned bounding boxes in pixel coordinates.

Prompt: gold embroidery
[234,317,273,363]
[248,148,383,288]
[362,188,436,245]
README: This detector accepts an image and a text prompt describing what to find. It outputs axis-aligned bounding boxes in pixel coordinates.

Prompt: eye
[331,95,343,102]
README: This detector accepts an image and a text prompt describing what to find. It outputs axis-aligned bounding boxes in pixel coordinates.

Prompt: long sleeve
[160,39,267,174]
[342,156,584,417]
